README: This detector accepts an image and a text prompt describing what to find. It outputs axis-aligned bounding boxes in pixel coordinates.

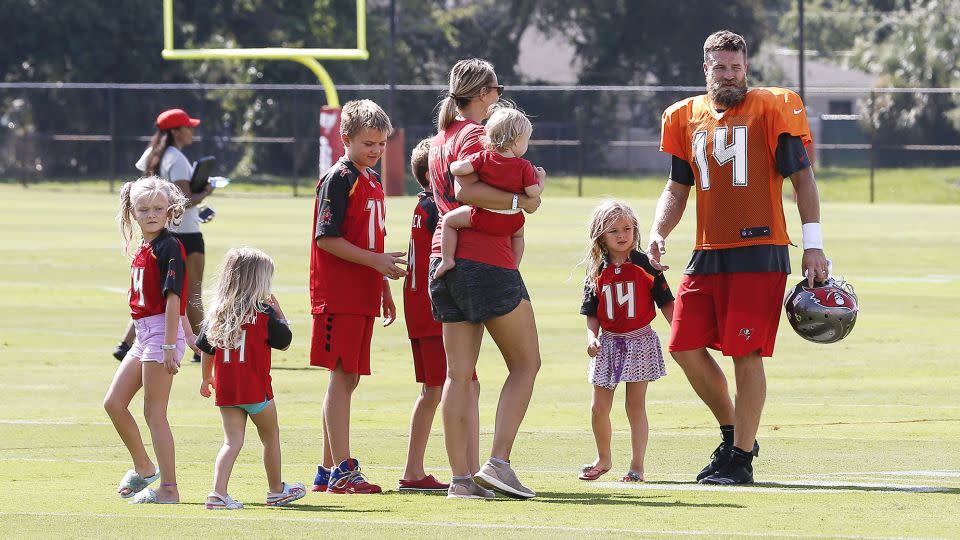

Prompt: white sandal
[266,482,306,507]
[206,491,243,510]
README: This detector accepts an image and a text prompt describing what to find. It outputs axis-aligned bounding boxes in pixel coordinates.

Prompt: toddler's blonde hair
[481,106,532,152]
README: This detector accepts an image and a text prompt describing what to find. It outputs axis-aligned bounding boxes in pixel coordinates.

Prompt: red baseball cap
[156,108,201,131]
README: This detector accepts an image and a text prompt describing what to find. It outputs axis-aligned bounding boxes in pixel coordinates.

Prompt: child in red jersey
[399,139,480,492]
[578,200,674,484]
[104,176,197,504]
[309,99,406,494]
[197,247,305,510]
[433,106,545,278]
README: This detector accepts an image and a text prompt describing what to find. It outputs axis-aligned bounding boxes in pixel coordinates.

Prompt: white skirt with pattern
[588,325,666,389]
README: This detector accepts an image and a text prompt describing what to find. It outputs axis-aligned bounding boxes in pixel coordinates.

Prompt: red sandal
[578,466,610,481]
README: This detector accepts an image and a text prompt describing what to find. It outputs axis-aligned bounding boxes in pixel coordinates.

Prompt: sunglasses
[484,85,505,97]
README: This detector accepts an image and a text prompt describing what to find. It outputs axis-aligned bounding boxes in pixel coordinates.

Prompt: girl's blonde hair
[481,106,532,152]
[582,200,642,291]
[436,58,496,132]
[202,247,275,350]
[117,175,187,256]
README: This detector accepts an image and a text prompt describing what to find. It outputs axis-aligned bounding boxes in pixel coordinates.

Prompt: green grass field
[1,184,959,539]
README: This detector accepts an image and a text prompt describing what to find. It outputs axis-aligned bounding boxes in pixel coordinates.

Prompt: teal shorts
[227,398,272,415]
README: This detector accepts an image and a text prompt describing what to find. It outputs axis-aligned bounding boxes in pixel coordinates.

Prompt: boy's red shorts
[668,272,787,358]
[470,208,524,237]
[410,335,478,387]
[310,313,374,375]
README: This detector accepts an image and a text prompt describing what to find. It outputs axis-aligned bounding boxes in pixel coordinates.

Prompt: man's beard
[707,76,748,109]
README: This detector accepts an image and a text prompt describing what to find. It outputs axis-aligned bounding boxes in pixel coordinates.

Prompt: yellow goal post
[160,0,369,106]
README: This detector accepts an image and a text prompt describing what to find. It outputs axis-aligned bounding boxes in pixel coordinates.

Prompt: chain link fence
[2,82,959,200]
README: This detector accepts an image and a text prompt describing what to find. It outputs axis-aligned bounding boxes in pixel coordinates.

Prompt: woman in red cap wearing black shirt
[113,108,213,362]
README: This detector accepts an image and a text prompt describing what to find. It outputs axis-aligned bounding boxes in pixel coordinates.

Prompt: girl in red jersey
[197,247,305,510]
[578,200,675,483]
[104,176,197,504]
[433,107,545,278]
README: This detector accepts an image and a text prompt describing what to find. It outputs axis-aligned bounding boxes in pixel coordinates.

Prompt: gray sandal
[117,469,160,498]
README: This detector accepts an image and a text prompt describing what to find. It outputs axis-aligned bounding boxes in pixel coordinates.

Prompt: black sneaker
[695,440,759,481]
[700,454,754,485]
[192,352,202,363]
[112,342,131,362]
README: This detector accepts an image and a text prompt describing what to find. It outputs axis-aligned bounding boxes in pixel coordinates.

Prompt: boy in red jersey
[309,99,406,494]
[399,139,479,492]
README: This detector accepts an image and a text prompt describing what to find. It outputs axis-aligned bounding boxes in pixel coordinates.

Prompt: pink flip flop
[578,466,610,481]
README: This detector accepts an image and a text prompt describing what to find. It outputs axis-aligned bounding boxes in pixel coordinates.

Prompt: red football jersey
[403,191,441,339]
[660,88,812,250]
[196,310,286,407]
[428,119,515,269]
[581,251,674,333]
[129,229,187,319]
[310,158,386,316]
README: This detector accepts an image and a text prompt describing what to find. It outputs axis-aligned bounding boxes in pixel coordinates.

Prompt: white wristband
[161,344,177,350]
[511,193,519,211]
[802,222,823,250]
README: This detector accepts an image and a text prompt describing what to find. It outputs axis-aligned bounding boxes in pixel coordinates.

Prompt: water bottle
[209,176,231,188]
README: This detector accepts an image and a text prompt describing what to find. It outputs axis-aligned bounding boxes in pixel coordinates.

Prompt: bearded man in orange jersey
[648,30,830,485]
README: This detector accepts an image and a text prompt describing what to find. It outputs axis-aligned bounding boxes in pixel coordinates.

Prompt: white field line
[0,511,947,540]
[0,384,69,390]
[3,420,958,443]
[821,471,960,478]
[592,481,952,494]
[0,456,958,485]
[0,283,309,295]
[1,419,957,442]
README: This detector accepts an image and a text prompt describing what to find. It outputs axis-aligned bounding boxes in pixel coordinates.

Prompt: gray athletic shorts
[429,257,530,324]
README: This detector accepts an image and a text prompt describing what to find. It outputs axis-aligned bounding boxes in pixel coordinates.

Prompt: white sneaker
[447,479,495,499]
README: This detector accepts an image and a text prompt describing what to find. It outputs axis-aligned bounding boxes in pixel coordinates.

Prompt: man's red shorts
[470,208,524,237]
[410,336,478,388]
[310,313,374,375]
[668,272,787,358]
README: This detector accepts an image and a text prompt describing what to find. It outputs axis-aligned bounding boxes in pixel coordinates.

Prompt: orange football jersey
[660,88,812,250]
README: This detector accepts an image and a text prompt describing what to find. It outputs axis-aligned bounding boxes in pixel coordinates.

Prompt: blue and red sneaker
[312,465,330,492]
[327,458,381,494]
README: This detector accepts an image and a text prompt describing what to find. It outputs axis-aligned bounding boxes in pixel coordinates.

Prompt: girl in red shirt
[104,176,196,504]
[197,247,305,509]
[578,200,675,484]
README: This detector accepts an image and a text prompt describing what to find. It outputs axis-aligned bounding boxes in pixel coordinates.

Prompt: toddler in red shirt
[433,107,545,278]
[197,247,305,509]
